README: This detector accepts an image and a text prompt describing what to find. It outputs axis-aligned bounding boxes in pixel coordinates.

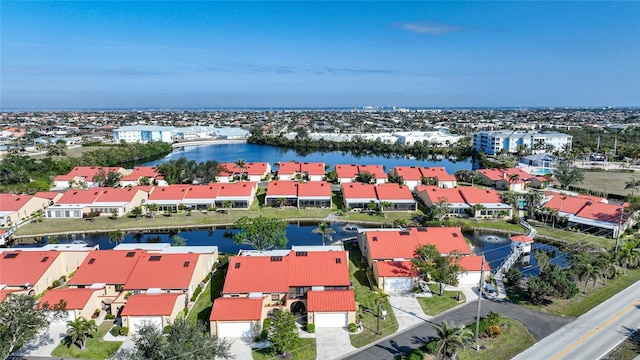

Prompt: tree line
[0,142,172,194]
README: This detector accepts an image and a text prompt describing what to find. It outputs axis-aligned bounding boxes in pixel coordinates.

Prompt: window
[88,258,96,264]
[270,256,283,262]
[183,261,190,267]
[126,252,135,257]
[149,256,162,261]
[3,253,17,259]
[271,293,280,301]
[234,262,241,269]
[230,294,240,298]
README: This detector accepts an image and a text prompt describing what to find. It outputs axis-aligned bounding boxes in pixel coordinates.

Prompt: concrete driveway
[12,322,66,357]
[224,338,253,360]
[316,327,355,359]
[388,292,429,331]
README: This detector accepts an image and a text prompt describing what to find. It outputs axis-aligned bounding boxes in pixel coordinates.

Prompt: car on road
[482,283,497,300]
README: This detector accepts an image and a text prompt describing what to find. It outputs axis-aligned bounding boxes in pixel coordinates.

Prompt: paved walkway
[12,322,67,357]
[316,327,355,360]
[388,291,429,331]
[223,338,253,359]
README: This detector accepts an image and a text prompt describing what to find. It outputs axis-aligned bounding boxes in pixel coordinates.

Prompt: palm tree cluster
[63,317,98,350]
[430,320,474,359]
[157,158,225,184]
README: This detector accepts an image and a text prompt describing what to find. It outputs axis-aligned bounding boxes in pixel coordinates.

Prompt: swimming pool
[530,168,553,175]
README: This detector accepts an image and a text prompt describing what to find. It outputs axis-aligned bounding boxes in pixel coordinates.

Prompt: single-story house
[374,183,416,211]
[218,162,271,183]
[458,187,513,219]
[121,293,187,333]
[390,166,457,190]
[39,287,105,323]
[415,186,470,217]
[334,164,386,184]
[341,183,378,210]
[53,166,127,188]
[0,193,52,226]
[278,162,326,181]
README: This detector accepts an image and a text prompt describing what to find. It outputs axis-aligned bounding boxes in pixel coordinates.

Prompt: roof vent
[452,233,459,238]
[400,230,411,236]
[270,256,283,262]
[149,255,162,261]
[295,251,308,257]
[417,227,428,232]
[41,256,49,263]
[3,253,18,259]
[183,261,190,267]
[234,262,241,268]
[372,236,378,241]
[126,252,135,257]
[88,258,96,264]
[335,258,342,264]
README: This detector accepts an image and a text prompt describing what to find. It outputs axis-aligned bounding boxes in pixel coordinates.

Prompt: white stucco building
[473,130,572,155]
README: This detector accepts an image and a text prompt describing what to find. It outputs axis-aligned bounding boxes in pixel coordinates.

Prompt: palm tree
[235,158,247,181]
[374,288,390,335]
[379,201,393,217]
[312,222,336,246]
[625,177,640,196]
[617,247,639,275]
[222,200,234,214]
[64,317,98,350]
[508,173,520,184]
[431,320,473,359]
[171,234,187,246]
[366,200,378,214]
[598,252,616,285]
[108,229,125,245]
[469,204,486,221]
[578,262,601,294]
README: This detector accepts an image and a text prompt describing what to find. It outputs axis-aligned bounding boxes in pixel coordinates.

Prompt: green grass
[533,225,614,249]
[187,258,228,325]
[346,244,399,348]
[450,218,526,233]
[507,267,640,317]
[416,284,465,316]
[457,318,536,360]
[51,321,122,360]
[252,338,316,360]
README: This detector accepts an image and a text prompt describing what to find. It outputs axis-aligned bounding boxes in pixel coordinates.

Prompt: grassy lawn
[51,321,122,360]
[507,268,640,317]
[533,225,614,249]
[449,219,526,233]
[457,318,536,360]
[579,171,636,198]
[417,284,465,316]
[252,338,316,360]
[187,258,228,325]
[346,244,399,348]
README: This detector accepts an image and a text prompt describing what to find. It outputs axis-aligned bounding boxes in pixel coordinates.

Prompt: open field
[578,171,637,197]
[457,318,536,360]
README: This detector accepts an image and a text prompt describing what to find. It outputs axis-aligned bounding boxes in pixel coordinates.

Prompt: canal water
[142,143,471,173]
[31,224,567,276]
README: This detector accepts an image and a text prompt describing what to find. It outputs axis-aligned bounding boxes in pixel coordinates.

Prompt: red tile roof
[94,187,144,203]
[575,201,627,224]
[224,256,289,294]
[0,194,35,211]
[121,293,182,316]
[478,168,532,182]
[220,162,269,176]
[121,166,160,181]
[69,250,146,286]
[297,181,331,197]
[393,166,423,181]
[421,167,456,181]
[374,183,414,201]
[39,288,99,310]
[278,162,299,175]
[458,256,490,272]
[300,162,326,176]
[217,182,256,197]
[0,251,61,286]
[341,183,377,200]
[267,181,299,197]
[124,253,200,290]
[375,261,417,277]
[510,235,534,243]
[288,251,350,287]
[543,195,590,214]
[458,187,503,204]
[183,184,221,199]
[209,297,264,321]
[223,251,351,294]
[0,290,18,303]
[334,164,360,179]
[394,166,456,182]
[34,192,62,201]
[307,290,356,312]
[416,186,466,204]
[366,227,471,260]
[357,165,387,179]
[148,185,191,201]
[56,189,104,205]
[55,166,124,182]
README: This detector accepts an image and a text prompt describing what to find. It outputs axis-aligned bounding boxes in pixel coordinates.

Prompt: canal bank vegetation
[0,142,172,194]
[247,129,474,161]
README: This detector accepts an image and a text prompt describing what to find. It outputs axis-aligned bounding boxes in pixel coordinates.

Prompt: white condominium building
[473,130,572,155]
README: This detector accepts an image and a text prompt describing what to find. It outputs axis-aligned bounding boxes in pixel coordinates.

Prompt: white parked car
[482,284,497,300]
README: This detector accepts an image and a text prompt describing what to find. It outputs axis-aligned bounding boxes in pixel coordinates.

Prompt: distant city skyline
[2,1,639,110]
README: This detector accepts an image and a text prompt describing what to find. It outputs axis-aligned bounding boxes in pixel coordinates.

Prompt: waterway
[30,224,567,276]
[142,143,471,173]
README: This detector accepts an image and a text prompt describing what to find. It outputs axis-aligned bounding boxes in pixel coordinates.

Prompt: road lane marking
[551,299,640,360]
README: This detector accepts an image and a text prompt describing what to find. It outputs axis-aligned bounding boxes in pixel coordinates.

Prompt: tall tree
[412,244,462,296]
[112,319,231,360]
[109,229,125,245]
[312,222,336,246]
[0,294,66,359]
[268,309,299,356]
[222,200,234,214]
[431,320,473,359]
[577,262,601,294]
[553,160,584,189]
[63,317,98,350]
[171,235,187,247]
[233,216,288,251]
[355,171,375,184]
[430,198,450,221]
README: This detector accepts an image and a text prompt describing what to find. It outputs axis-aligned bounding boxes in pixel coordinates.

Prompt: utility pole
[377,302,382,335]
[615,208,624,254]
[475,254,486,346]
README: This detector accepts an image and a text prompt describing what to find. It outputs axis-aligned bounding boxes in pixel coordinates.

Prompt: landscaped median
[416,284,466,316]
[50,321,122,360]
[457,317,536,360]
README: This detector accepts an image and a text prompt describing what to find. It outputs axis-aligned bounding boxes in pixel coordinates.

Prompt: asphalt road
[342,300,574,360]
[513,280,640,360]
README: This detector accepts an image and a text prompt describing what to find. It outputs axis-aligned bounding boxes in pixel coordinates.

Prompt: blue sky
[2,1,639,109]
